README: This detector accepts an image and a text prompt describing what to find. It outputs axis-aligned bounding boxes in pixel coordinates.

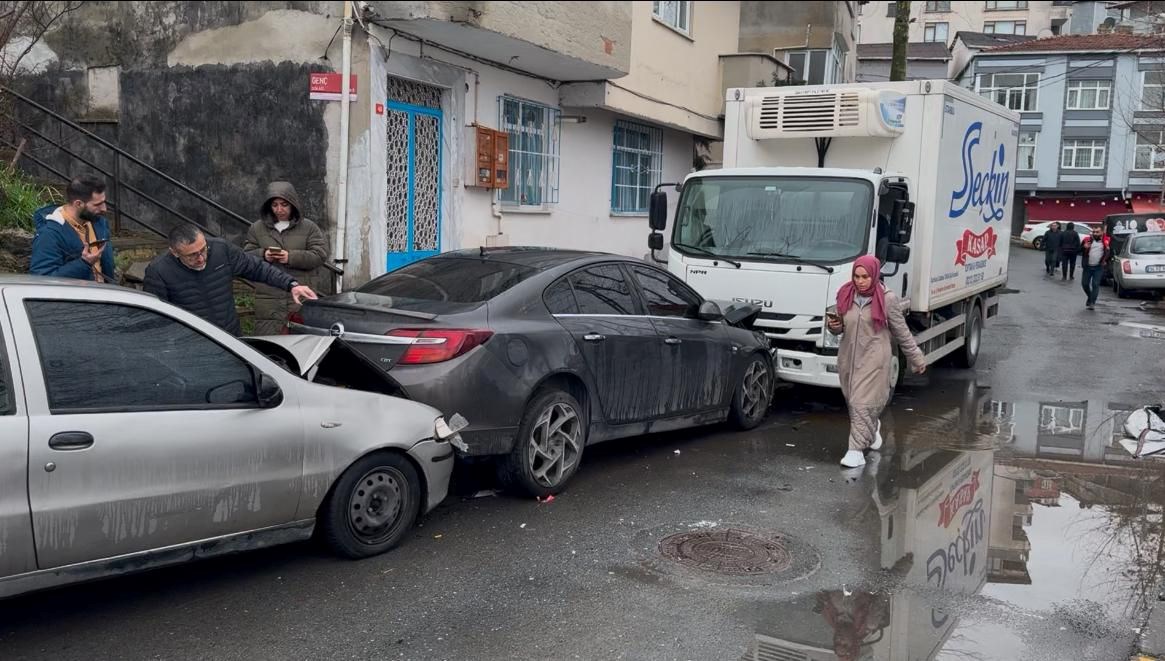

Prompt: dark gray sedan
[292,248,773,496]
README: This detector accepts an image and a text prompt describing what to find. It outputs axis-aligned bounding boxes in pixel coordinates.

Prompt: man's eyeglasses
[177,245,208,261]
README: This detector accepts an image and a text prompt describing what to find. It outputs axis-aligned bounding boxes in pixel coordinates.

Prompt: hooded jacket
[29,204,116,281]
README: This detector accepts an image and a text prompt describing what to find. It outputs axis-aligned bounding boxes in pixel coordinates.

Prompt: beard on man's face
[78,207,99,223]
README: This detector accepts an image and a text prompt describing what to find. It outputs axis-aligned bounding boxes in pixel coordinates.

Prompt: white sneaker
[869,420,883,451]
[840,450,866,468]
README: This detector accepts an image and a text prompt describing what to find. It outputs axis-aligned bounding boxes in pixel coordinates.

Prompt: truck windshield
[672,177,874,264]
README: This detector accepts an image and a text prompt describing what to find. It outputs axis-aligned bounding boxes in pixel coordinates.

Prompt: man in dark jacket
[1060,222,1081,281]
[29,175,117,282]
[143,224,318,335]
[1042,222,1063,276]
[1080,225,1111,310]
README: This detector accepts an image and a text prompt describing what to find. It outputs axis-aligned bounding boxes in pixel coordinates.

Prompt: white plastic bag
[1125,407,1165,442]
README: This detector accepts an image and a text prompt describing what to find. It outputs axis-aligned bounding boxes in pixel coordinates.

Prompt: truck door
[0,295,35,581]
[876,179,912,299]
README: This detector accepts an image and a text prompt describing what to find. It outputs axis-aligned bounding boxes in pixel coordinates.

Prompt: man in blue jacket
[29,175,116,282]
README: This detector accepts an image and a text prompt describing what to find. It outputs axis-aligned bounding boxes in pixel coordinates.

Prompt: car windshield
[672,176,874,263]
[1132,235,1165,254]
[358,257,537,303]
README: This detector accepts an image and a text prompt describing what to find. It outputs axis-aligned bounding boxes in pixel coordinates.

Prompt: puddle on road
[742,379,1165,661]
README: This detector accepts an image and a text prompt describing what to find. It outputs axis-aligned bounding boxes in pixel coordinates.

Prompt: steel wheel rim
[347,467,406,544]
[890,353,901,390]
[528,402,582,488]
[969,312,982,357]
[741,360,771,419]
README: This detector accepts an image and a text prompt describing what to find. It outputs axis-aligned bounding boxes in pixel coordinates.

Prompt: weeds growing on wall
[0,168,61,232]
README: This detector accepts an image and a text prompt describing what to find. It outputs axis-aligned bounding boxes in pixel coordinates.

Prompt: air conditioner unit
[745,88,906,140]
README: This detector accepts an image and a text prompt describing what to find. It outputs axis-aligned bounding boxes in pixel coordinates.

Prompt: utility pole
[890,0,911,81]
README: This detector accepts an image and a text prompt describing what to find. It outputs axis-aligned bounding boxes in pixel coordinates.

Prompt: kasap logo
[949,121,1010,223]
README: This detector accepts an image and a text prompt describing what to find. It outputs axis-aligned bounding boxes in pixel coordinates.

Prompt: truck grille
[757,92,862,134]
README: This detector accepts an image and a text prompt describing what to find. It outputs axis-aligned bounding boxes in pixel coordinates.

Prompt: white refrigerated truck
[647,80,1019,394]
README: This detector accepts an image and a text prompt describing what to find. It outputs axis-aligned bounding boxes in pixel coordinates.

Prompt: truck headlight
[435,413,469,452]
[822,325,840,348]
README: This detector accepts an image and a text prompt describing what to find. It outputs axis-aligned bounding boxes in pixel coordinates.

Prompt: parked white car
[0,276,459,599]
[1020,221,1095,250]
[1112,232,1165,298]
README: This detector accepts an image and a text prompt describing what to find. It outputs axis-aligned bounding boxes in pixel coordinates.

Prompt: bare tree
[890,1,911,81]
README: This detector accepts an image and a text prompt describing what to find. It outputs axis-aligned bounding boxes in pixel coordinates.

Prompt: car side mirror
[648,232,664,251]
[696,300,724,321]
[885,243,911,264]
[649,191,668,231]
[256,372,284,409]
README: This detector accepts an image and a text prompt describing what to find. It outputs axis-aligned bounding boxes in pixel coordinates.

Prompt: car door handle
[664,337,682,346]
[48,432,94,451]
[583,333,606,342]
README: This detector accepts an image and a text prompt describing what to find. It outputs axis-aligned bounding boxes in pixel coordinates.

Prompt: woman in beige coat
[243,182,329,335]
[827,255,926,469]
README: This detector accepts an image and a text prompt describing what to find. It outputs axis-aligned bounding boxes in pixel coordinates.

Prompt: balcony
[719,53,793,101]
[365,1,632,81]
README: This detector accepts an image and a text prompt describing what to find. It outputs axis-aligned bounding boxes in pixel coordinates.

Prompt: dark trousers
[1044,250,1057,274]
[1082,265,1104,305]
[1061,252,1077,279]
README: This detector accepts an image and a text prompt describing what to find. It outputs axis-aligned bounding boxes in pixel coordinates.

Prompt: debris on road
[537,495,555,504]
[470,489,499,499]
[785,443,796,447]
[434,534,443,539]
[674,450,681,455]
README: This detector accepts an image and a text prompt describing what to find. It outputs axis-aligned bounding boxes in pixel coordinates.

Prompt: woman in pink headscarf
[826,255,926,468]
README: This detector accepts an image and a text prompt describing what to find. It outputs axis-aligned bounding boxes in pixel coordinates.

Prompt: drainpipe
[334,0,354,292]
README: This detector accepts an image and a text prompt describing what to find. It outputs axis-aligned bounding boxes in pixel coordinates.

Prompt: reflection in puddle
[745,380,1165,661]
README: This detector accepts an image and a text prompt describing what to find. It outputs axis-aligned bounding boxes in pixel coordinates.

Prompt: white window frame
[1060,139,1107,169]
[984,20,1027,34]
[976,72,1040,111]
[1066,80,1111,110]
[1141,70,1165,111]
[498,96,561,210]
[924,22,950,43]
[925,1,951,11]
[652,1,691,35]
[785,48,842,85]
[1018,131,1037,170]
[986,0,1029,9]
[1135,131,1165,171]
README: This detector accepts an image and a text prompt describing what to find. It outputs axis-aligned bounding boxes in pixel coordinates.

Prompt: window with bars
[652,1,691,33]
[611,120,663,214]
[1060,139,1106,169]
[924,22,949,43]
[984,20,1026,34]
[1018,132,1037,169]
[976,72,1039,111]
[1141,70,1165,110]
[1135,131,1165,170]
[499,96,561,208]
[1066,80,1111,110]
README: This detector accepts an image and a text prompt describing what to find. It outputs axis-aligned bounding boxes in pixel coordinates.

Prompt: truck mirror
[893,200,915,243]
[648,232,664,251]
[885,243,911,264]
[649,191,668,231]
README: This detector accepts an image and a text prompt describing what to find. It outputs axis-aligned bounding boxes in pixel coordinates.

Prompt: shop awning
[1023,196,1127,223]
[1128,193,1165,213]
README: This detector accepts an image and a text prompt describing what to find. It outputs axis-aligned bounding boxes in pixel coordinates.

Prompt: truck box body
[722,81,1018,313]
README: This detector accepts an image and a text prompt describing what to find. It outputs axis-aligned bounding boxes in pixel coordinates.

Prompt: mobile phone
[267,246,285,253]
[88,239,108,249]
[826,311,841,323]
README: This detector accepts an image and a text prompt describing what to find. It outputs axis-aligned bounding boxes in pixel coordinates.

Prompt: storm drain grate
[659,528,793,576]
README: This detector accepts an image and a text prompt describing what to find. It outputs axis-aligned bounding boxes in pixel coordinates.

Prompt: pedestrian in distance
[1060,222,1081,281]
[143,224,318,335]
[242,181,330,335]
[1042,222,1063,276]
[826,255,927,469]
[1079,224,1111,311]
[29,174,116,283]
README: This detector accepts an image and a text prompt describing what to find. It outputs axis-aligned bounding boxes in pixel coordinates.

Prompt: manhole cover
[659,528,793,576]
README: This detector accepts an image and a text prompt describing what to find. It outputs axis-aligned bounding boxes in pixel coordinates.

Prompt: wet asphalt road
[2,246,1164,661]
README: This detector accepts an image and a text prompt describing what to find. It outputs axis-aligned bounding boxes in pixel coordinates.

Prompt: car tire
[953,301,982,369]
[499,388,586,498]
[320,451,421,559]
[1032,237,1044,251]
[730,352,774,430]
[1116,277,1129,299]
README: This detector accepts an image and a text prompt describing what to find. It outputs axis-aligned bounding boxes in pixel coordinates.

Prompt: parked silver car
[0,276,458,599]
[1112,232,1165,298]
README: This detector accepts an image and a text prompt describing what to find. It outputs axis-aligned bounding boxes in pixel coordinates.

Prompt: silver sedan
[1112,232,1165,298]
[0,276,459,599]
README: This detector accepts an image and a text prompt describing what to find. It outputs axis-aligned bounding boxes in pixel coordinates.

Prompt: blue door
[386,100,442,271]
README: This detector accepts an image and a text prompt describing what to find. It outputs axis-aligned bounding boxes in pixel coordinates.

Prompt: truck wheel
[320,451,421,559]
[888,346,906,402]
[953,302,983,369]
[499,388,586,498]
[730,353,773,430]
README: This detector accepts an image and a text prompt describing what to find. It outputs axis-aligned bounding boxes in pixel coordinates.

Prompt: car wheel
[731,353,773,430]
[1116,277,1129,299]
[1032,237,1044,251]
[500,389,586,497]
[953,301,982,369]
[320,451,421,559]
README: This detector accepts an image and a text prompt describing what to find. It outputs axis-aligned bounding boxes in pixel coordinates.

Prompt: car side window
[0,329,13,416]
[569,265,640,315]
[25,300,259,413]
[631,266,701,318]
[543,279,579,315]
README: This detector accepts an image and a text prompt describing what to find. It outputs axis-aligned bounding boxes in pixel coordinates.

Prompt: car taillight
[1124,260,1133,274]
[285,311,305,335]
[388,329,493,365]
